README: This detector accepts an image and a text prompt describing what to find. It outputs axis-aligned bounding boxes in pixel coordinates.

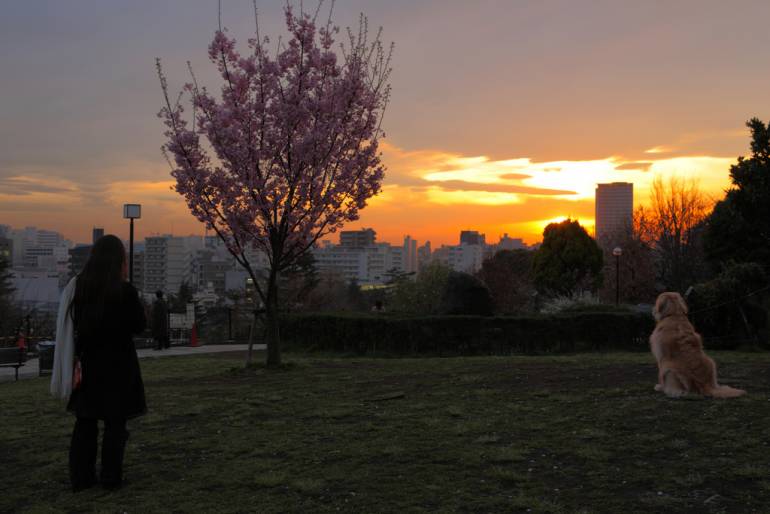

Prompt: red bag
[72,358,82,390]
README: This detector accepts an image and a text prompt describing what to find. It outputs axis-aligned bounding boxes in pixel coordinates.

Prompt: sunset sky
[1,1,769,246]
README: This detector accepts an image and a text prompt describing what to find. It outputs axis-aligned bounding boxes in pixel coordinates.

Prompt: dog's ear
[655,294,671,319]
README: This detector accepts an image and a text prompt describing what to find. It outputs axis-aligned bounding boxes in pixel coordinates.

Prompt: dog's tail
[709,385,746,399]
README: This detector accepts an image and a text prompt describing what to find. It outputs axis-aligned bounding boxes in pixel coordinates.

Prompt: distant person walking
[152,290,170,350]
[51,235,147,492]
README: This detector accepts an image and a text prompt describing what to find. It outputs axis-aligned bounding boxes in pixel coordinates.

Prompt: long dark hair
[69,235,127,334]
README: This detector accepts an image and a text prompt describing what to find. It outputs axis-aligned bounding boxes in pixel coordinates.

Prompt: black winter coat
[151,299,169,340]
[67,282,147,420]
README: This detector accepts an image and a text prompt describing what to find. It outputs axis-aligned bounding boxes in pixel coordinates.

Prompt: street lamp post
[612,247,622,306]
[123,204,142,285]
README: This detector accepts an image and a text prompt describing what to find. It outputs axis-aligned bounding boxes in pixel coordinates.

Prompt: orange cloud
[0,143,734,247]
[345,143,734,245]
[645,145,677,154]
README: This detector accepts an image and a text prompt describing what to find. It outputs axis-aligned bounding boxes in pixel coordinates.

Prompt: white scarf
[50,276,77,400]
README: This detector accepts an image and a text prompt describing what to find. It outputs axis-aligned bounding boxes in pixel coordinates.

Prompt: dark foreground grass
[1,351,769,513]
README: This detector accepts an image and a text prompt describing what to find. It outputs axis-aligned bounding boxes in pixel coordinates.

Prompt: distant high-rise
[340,228,376,248]
[403,235,418,274]
[497,234,526,251]
[131,251,145,292]
[595,182,633,242]
[92,227,104,243]
[8,226,70,267]
[145,236,192,295]
[417,241,432,271]
[194,249,233,296]
[312,241,405,285]
[432,244,485,273]
[460,230,485,246]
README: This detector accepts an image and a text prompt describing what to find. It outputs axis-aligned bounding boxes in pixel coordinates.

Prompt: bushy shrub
[477,249,536,314]
[279,311,654,356]
[439,272,493,316]
[389,261,451,314]
[689,262,769,348]
[299,271,368,312]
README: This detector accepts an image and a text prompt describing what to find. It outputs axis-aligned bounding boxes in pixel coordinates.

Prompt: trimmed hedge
[279,311,655,355]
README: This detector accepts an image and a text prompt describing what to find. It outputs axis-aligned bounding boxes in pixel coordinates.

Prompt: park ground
[1,351,769,513]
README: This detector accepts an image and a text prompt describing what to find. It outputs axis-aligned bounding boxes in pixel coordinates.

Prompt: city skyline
[2,1,769,245]
[0,221,531,253]
[1,222,532,313]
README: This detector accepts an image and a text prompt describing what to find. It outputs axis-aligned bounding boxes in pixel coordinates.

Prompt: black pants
[69,417,128,491]
[155,336,170,350]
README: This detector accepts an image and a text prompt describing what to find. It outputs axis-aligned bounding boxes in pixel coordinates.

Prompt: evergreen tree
[477,249,535,313]
[532,219,603,297]
[705,118,770,270]
[439,272,493,316]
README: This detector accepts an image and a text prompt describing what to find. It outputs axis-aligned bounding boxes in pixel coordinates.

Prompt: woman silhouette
[52,234,146,491]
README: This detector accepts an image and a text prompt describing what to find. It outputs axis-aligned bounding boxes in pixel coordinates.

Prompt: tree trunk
[265,269,281,368]
[245,308,257,367]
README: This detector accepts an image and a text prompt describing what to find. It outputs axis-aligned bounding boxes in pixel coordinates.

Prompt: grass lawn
[1,350,769,513]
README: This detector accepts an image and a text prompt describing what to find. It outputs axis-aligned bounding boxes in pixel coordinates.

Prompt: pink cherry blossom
[157,4,392,366]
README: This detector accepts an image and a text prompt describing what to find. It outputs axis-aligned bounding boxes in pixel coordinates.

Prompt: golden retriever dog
[650,292,746,399]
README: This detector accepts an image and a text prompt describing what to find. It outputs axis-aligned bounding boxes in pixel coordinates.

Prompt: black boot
[69,418,98,492]
[101,418,128,489]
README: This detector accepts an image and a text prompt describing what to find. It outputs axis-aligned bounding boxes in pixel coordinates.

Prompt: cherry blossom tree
[158,3,392,367]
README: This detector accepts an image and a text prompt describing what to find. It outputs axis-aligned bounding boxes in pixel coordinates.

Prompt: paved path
[0,344,265,384]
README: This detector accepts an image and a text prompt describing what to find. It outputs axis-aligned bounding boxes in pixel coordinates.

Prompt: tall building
[460,230,486,246]
[10,228,71,287]
[312,245,369,283]
[194,248,235,295]
[340,228,376,248]
[145,236,193,295]
[595,182,633,243]
[432,244,486,273]
[9,228,33,265]
[368,243,405,282]
[92,227,104,243]
[35,229,68,248]
[312,229,407,284]
[496,234,526,251]
[417,241,432,271]
[403,235,418,274]
[145,236,168,295]
[8,226,70,268]
[131,251,145,292]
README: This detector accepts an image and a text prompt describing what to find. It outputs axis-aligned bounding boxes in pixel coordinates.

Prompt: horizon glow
[1,1,766,248]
